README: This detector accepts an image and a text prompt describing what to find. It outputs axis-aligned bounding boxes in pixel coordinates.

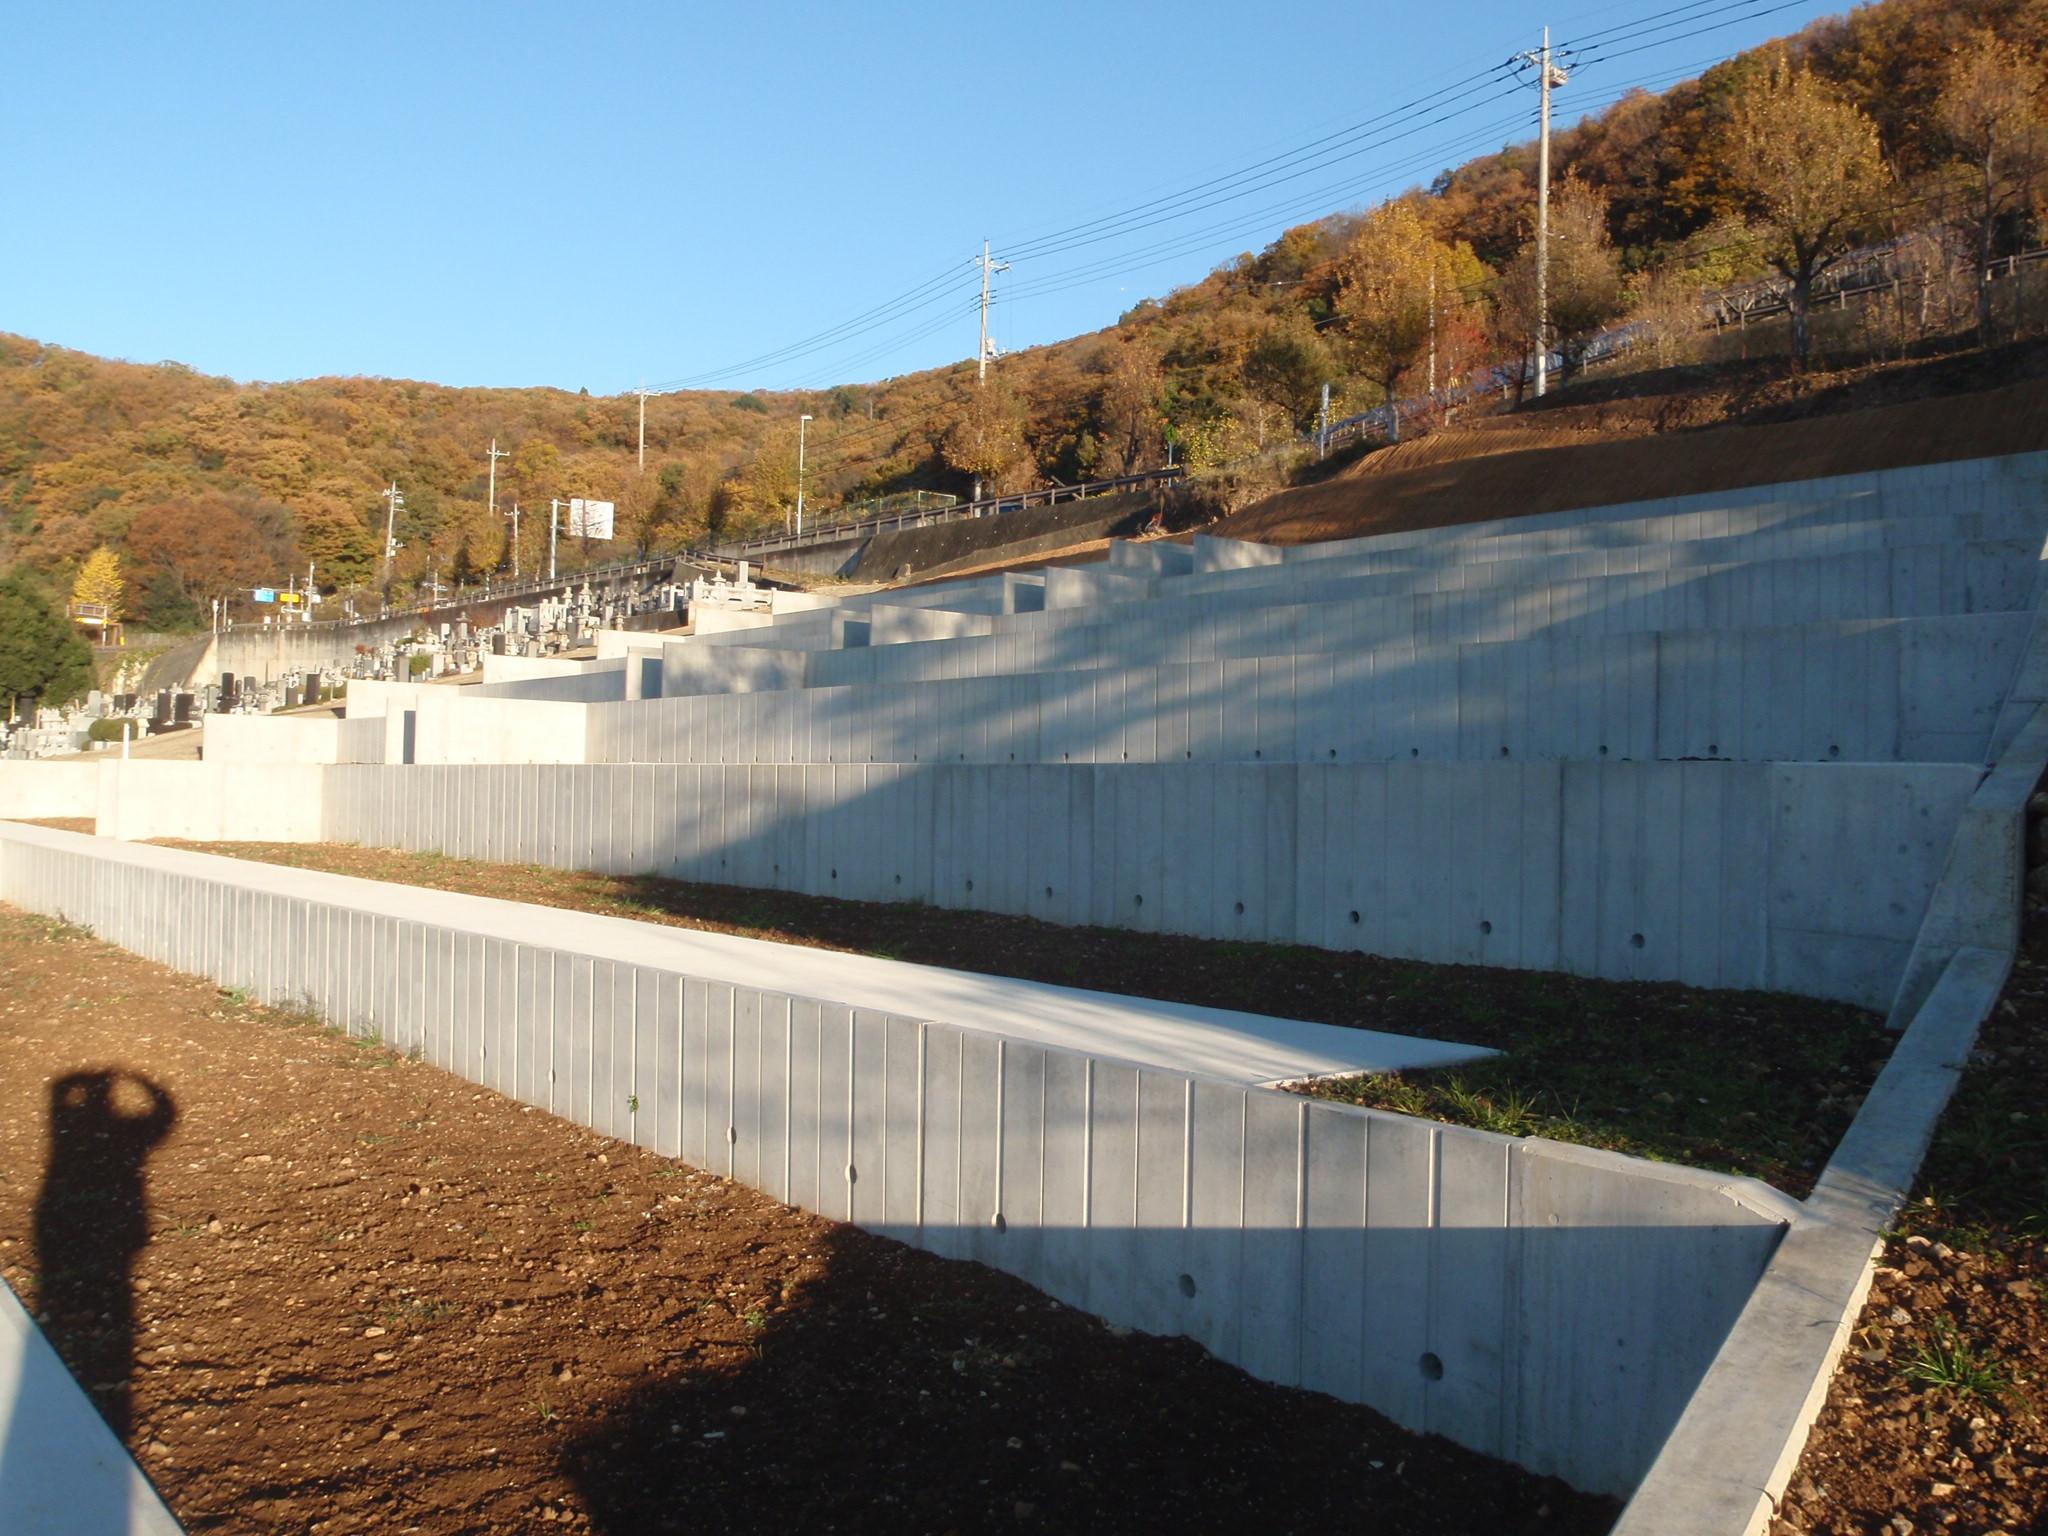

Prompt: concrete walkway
[0,1278,183,1536]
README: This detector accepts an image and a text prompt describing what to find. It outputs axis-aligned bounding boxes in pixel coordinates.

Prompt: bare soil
[154,841,1887,1196]
[1769,930,2048,1535]
[0,904,1618,1534]
[1214,344,2048,548]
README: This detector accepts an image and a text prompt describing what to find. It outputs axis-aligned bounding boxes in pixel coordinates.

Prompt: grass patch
[1899,1316,2009,1405]
[1302,969,1889,1191]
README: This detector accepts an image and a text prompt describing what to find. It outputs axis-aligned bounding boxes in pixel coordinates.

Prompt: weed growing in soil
[1901,1316,2009,1405]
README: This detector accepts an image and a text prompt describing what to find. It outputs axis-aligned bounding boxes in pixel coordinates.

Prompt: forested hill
[2,0,2042,630]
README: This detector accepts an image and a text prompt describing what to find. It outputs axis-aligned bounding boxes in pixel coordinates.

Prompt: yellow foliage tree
[1720,57,1890,363]
[1935,33,2048,342]
[1335,204,1469,441]
[71,545,124,626]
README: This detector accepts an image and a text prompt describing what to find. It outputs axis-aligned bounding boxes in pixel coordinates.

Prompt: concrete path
[13,825,1490,1087]
[0,1278,184,1536]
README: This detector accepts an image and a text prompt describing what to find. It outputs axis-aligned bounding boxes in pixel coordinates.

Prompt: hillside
[2,0,2042,629]
[1217,344,2048,543]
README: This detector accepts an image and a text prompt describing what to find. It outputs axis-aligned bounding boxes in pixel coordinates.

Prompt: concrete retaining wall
[0,820,1797,1498]
[0,763,102,821]
[470,658,628,704]
[202,713,344,764]
[797,542,2036,691]
[96,761,326,842]
[318,758,1977,1009]
[593,617,2019,769]
[408,692,590,767]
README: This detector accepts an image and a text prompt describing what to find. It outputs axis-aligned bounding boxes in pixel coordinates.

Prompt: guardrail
[711,467,1187,561]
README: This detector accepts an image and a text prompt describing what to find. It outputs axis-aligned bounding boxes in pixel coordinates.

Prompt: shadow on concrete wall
[558,1222,1633,1533]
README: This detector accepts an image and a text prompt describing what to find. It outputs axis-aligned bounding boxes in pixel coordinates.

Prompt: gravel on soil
[1768,937,2048,1536]
[0,903,1619,1535]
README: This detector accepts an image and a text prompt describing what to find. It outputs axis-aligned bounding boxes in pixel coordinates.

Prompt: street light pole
[796,413,814,539]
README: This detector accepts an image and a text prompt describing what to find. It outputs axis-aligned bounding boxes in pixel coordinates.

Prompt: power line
[638,1,1835,394]
[1001,64,1522,261]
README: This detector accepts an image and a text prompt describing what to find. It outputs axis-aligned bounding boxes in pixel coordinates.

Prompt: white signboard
[567,498,615,540]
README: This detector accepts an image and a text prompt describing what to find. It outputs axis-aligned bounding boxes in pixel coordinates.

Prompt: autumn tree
[125,492,298,629]
[71,546,125,626]
[0,566,94,720]
[1500,176,1627,381]
[1935,32,2048,341]
[1720,57,1891,362]
[942,381,1030,498]
[1335,204,1470,439]
[1092,335,1167,475]
[1242,315,1334,432]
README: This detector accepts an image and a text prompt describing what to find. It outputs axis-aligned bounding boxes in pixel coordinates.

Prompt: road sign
[568,498,615,540]
[253,588,276,603]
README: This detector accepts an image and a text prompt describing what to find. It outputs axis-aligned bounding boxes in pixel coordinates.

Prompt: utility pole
[977,239,1009,385]
[306,560,316,625]
[509,502,522,580]
[485,437,509,529]
[796,413,813,539]
[1428,268,1438,396]
[381,483,405,581]
[1520,27,1570,399]
[549,499,559,581]
[636,385,648,471]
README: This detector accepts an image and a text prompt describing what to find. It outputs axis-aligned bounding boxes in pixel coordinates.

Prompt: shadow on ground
[560,1224,1619,1536]
[30,1069,177,1439]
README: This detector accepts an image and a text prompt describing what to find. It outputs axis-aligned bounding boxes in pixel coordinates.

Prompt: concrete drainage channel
[3,819,1799,1505]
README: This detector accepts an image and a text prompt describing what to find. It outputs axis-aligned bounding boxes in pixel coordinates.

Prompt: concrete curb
[1610,945,2009,1534]
[1614,702,2048,1532]
[0,1277,185,1536]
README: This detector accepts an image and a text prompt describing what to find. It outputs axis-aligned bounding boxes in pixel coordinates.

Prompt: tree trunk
[1791,263,1814,365]
[1979,214,1997,344]
[1384,378,1400,443]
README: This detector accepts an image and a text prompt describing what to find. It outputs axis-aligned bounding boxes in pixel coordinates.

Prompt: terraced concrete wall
[591,617,2021,768]
[798,542,2034,690]
[0,821,1795,1498]
[319,758,1977,1009]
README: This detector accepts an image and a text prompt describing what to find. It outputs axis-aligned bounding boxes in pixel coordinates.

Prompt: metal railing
[712,467,1186,561]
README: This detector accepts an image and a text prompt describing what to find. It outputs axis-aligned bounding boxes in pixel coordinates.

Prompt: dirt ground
[1212,344,2048,548]
[0,904,1618,1535]
[150,841,1887,1197]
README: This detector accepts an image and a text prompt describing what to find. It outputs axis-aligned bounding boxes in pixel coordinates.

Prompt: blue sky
[2,0,1837,394]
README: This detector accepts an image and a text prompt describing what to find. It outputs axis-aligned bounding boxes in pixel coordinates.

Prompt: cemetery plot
[0,906,1618,1534]
[159,839,1889,1196]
